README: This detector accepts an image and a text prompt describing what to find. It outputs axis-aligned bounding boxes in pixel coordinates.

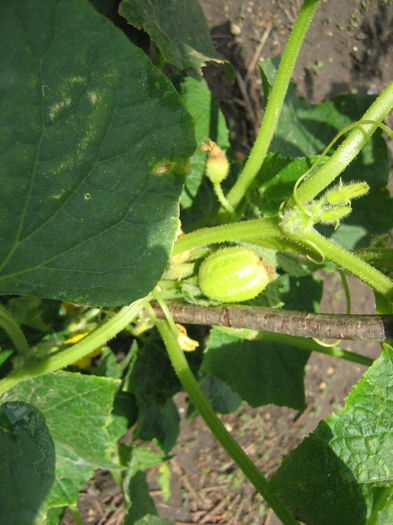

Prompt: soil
[62,1,393,524]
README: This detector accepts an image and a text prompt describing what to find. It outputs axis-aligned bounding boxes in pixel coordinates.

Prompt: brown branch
[151,302,393,341]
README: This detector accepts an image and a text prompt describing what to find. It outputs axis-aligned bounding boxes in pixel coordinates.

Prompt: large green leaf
[270,344,393,525]
[2,371,118,509]
[119,0,223,74]
[0,0,195,306]
[202,328,309,410]
[0,401,55,525]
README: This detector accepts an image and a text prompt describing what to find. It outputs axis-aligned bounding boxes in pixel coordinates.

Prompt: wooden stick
[151,302,393,341]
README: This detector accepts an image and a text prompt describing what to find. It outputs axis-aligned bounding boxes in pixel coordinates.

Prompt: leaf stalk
[226,0,321,210]
[156,318,300,525]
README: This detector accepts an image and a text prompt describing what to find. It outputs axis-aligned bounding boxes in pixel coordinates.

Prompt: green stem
[0,305,29,357]
[0,299,146,395]
[356,248,393,270]
[173,217,283,256]
[156,319,300,525]
[213,183,236,219]
[296,81,393,203]
[226,0,321,210]
[259,332,373,367]
[301,228,393,301]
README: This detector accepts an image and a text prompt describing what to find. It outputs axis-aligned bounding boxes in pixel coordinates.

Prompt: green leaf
[2,371,118,509]
[6,297,64,336]
[127,336,180,405]
[119,0,223,74]
[45,507,66,525]
[323,187,393,250]
[130,446,167,473]
[246,153,318,218]
[368,487,393,525]
[180,76,230,225]
[247,272,323,313]
[125,470,158,525]
[278,273,323,312]
[89,0,118,18]
[135,399,180,453]
[270,344,393,525]
[0,0,195,306]
[200,374,241,414]
[107,390,139,443]
[0,401,55,525]
[202,327,309,410]
[259,59,392,249]
[135,516,174,525]
[261,59,389,176]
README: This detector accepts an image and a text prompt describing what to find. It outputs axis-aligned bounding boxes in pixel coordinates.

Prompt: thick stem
[299,228,393,301]
[0,299,146,395]
[156,319,300,525]
[296,80,393,203]
[173,218,282,256]
[226,0,321,210]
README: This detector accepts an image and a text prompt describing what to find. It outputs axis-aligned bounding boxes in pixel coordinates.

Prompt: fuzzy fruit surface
[198,247,270,303]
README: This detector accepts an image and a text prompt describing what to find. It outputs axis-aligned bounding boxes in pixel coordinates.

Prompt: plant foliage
[0,1,392,524]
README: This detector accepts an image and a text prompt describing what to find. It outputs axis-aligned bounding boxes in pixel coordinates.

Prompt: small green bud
[198,247,271,303]
[324,181,369,205]
[201,139,229,184]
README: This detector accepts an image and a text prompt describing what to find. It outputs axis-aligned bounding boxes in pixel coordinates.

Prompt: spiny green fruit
[198,247,270,303]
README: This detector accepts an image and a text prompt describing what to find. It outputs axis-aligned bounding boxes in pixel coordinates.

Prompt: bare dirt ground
[62,1,393,524]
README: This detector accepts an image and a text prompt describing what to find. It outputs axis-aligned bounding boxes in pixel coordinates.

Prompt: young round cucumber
[198,246,270,303]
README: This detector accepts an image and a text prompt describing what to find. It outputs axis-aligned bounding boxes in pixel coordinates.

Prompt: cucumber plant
[0,1,393,524]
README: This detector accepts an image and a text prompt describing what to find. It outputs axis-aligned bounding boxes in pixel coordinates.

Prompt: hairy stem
[299,228,393,301]
[156,318,300,525]
[0,299,146,395]
[213,182,236,219]
[296,80,393,203]
[173,217,283,256]
[226,0,321,210]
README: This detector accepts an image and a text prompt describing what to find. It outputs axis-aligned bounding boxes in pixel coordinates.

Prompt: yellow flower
[176,323,199,352]
[64,332,102,369]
